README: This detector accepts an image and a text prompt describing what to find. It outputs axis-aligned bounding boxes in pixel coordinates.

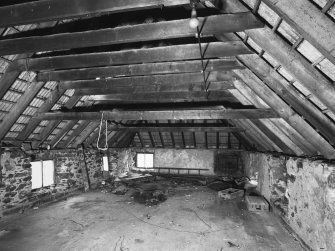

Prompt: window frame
[31,160,55,190]
[136,153,154,169]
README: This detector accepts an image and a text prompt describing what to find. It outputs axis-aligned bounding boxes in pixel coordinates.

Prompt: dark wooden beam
[231,131,253,150]
[0,81,45,141]
[61,71,234,90]
[168,120,175,148]
[144,121,155,148]
[0,22,56,101]
[74,82,234,95]
[239,119,280,152]
[16,88,66,141]
[262,0,335,65]
[181,131,186,148]
[227,132,231,149]
[83,128,100,147]
[231,84,309,155]
[31,95,82,149]
[0,13,263,56]
[107,121,136,148]
[250,119,294,154]
[322,0,335,13]
[37,59,244,82]
[0,0,200,28]
[245,27,335,115]
[50,121,77,148]
[117,126,245,132]
[193,131,197,148]
[36,108,280,121]
[71,122,99,148]
[156,121,165,148]
[10,42,252,72]
[137,132,145,148]
[233,120,266,151]
[119,131,136,148]
[113,130,132,148]
[234,70,335,158]
[91,91,237,103]
[59,121,91,148]
[238,54,335,144]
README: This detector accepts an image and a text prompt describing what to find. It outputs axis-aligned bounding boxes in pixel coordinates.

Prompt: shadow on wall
[241,151,335,251]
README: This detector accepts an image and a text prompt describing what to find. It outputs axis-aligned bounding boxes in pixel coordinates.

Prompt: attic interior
[0,0,334,250]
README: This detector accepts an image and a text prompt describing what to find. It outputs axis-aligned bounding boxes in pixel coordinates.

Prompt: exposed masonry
[0,149,104,213]
[242,152,335,250]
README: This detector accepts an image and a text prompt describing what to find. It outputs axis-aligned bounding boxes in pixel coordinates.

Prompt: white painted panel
[102,156,109,171]
[31,161,42,189]
[42,160,54,187]
[145,154,153,168]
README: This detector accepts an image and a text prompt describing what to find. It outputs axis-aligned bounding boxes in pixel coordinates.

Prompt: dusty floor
[0,185,303,251]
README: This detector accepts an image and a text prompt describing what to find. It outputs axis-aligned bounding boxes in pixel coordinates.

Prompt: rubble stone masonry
[242,152,335,250]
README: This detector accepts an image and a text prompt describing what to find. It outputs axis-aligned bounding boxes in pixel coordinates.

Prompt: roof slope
[0,0,334,159]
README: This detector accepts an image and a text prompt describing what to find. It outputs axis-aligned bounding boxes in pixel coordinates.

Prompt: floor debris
[245,195,269,212]
[218,188,244,200]
[0,186,304,250]
[112,185,129,195]
[228,241,240,248]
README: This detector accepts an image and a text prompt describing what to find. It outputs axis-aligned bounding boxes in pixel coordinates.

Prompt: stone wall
[0,151,32,211]
[241,151,335,250]
[107,148,135,176]
[106,148,243,177]
[0,148,104,215]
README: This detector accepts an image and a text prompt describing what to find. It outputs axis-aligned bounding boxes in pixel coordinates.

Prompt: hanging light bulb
[189,7,199,29]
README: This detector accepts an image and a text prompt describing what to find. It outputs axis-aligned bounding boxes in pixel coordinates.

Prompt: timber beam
[0,0,207,28]
[37,59,244,82]
[74,82,234,96]
[0,13,262,56]
[16,88,66,141]
[35,108,280,121]
[0,82,45,141]
[262,0,335,65]
[115,126,245,133]
[238,54,335,144]
[90,91,237,103]
[245,27,335,115]
[9,42,252,72]
[61,71,234,90]
[234,69,335,159]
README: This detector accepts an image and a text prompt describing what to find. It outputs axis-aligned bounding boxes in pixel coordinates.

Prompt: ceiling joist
[0,13,262,56]
[35,108,280,121]
[0,0,207,28]
[36,59,244,82]
[9,42,252,72]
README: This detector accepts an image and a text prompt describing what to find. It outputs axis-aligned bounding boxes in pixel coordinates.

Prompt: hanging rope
[97,112,108,151]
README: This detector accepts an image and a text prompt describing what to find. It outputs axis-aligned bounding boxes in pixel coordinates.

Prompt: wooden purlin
[36,109,280,121]
[37,59,244,82]
[233,77,317,155]
[61,71,234,90]
[238,54,335,145]
[234,69,335,158]
[9,42,252,72]
[16,89,66,141]
[0,81,45,141]
[262,0,335,65]
[245,27,335,115]
[0,0,206,28]
[0,13,262,56]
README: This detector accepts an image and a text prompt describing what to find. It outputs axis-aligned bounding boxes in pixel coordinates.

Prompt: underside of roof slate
[0,0,334,159]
